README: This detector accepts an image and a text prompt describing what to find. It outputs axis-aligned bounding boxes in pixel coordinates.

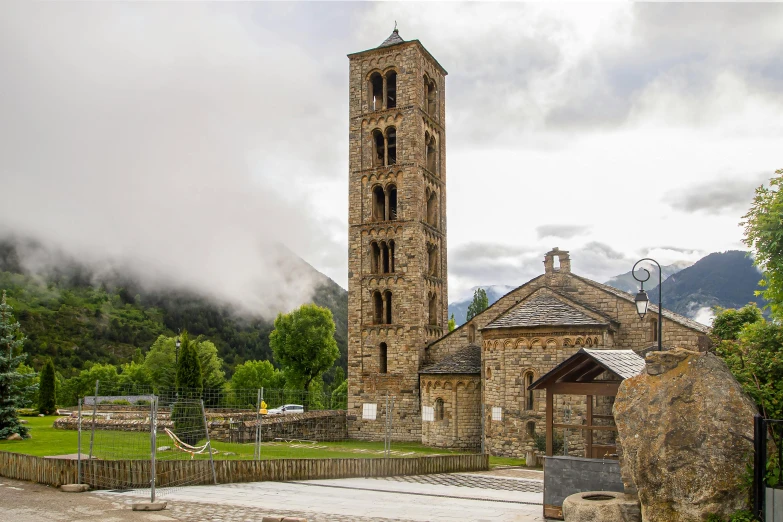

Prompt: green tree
[143,334,225,392]
[176,331,203,394]
[332,366,345,387]
[230,360,285,391]
[269,304,339,396]
[466,288,489,321]
[38,358,57,415]
[331,380,347,410]
[711,304,764,342]
[60,363,121,406]
[0,290,35,438]
[741,168,783,318]
[16,363,38,408]
[448,313,456,332]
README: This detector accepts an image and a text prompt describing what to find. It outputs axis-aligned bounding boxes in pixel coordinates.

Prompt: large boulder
[613,349,756,522]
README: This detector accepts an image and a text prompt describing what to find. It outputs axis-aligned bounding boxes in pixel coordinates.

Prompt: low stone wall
[54,410,348,443]
[543,456,625,520]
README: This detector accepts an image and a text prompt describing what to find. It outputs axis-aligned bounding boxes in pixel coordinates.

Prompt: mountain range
[447,250,765,327]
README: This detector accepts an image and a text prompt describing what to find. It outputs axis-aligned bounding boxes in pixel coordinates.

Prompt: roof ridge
[484,289,610,330]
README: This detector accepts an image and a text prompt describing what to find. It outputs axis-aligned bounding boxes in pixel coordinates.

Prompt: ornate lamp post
[632,258,663,352]
[175,330,181,366]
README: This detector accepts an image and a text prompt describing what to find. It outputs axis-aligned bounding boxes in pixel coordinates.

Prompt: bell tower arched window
[428,292,437,326]
[425,132,437,173]
[384,291,393,324]
[373,291,383,325]
[426,190,439,228]
[372,185,386,221]
[385,71,397,109]
[371,242,381,274]
[387,184,397,220]
[372,130,385,167]
[428,245,438,277]
[369,72,383,111]
[388,240,395,273]
[386,127,396,165]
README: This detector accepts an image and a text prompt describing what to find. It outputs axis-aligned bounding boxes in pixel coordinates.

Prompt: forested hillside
[0,239,347,379]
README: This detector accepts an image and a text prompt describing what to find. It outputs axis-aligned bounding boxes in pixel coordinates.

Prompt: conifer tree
[175,331,203,395]
[172,330,203,445]
[38,358,56,415]
[0,290,35,439]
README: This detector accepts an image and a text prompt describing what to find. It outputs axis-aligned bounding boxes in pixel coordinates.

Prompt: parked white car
[266,404,304,415]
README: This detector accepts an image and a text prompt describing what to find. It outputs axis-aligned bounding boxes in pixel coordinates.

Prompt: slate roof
[378,29,405,48]
[483,292,609,330]
[570,274,711,334]
[419,345,481,374]
[582,349,645,380]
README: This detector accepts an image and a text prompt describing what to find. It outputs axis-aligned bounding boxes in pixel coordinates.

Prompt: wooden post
[546,390,553,456]
[586,395,593,459]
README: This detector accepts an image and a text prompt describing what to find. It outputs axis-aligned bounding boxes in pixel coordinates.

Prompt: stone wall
[420,374,480,450]
[347,38,448,442]
[543,456,625,518]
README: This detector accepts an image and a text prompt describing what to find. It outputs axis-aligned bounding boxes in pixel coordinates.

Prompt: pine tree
[0,290,36,439]
[38,358,56,415]
[172,331,204,445]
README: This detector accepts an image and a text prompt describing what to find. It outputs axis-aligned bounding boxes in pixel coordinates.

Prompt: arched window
[426,190,438,228]
[486,366,492,379]
[526,421,536,438]
[426,134,437,173]
[373,291,383,325]
[524,372,535,411]
[386,127,397,165]
[427,79,437,117]
[434,398,444,421]
[428,245,438,277]
[388,240,395,273]
[384,290,393,324]
[369,72,383,111]
[428,292,437,326]
[387,184,398,220]
[371,242,381,274]
[372,185,386,221]
[468,324,476,344]
[381,241,390,274]
[379,342,388,374]
[385,71,397,109]
[372,129,385,167]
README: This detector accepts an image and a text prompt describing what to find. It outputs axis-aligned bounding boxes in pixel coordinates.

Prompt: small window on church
[428,246,438,277]
[388,240,395,273]
[434,398,444,421]
[426,190,438,228]
[524,372,535,411]
[428,292,437,326]
[381,242,390,274]
[379,342,388,374]
[372,129,385,167]
[385,71,397,109]
[372,185,385,221]
[486,366,492,380]
[650,318,658,343]
[373,291,383,325]
[370,72,383,111]
[526,421,536,438]
[468,324,476,344]
[386,127,397,165]
[384,290,393,324]
[427,79,437,117]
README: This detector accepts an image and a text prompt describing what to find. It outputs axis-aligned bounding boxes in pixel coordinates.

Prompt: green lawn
[0,416,494,462]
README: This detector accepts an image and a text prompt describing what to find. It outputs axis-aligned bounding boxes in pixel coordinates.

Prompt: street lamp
[175,330,181,366]
[632,258,663,352]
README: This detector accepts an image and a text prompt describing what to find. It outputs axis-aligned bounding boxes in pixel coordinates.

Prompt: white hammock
[163,427,217,459]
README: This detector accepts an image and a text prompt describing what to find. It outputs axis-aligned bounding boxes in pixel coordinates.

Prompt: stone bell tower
[346,28,448,441]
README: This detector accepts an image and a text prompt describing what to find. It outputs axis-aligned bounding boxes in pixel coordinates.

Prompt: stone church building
[345,29,710,457]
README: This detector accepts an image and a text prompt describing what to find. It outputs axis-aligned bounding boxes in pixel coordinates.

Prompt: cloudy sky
[1,2,781,313]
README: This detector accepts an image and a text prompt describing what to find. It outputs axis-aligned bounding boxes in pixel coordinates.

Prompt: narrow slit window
[373,291,383,325]
[525,372,535,410]
[429,292,437,326]
[389,240,395,273]
[426,136,437,172]
[381,242,390,274]
[372,130,385,167]
[435,398,444,421]
[428,246,438,277]
[388,185,397,220]
[379,342,388,374]
[427,80,437,117]
[468,324,476,344]
[371,242,381,274]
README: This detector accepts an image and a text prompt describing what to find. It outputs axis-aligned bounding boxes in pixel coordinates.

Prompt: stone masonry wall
[420,374,481,450]
[347,39,448,442]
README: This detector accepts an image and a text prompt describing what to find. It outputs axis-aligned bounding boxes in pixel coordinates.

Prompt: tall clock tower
[346,28,448,441]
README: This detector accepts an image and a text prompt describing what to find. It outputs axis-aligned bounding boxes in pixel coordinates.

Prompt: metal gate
[753,415,783,521]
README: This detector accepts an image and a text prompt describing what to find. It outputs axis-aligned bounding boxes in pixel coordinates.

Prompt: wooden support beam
[546,390,553,456]
[548,382,620,396]
[553,423,617,431]
[586,395,593,459]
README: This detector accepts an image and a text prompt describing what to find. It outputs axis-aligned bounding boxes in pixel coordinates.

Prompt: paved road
[1,469,545,522]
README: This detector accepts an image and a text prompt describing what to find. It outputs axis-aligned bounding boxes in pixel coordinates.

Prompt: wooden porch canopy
[528,348,644,457]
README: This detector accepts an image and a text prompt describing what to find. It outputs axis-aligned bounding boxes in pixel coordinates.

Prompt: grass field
[0,416,524,467]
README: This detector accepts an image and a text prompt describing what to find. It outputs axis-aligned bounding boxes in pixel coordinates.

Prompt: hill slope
[643,250,765,321]
[0,238,347,378]
[603,261,692,294]
[448,285,515,326]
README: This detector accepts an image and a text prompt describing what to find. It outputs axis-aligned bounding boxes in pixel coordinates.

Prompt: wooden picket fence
[0,451,489,488]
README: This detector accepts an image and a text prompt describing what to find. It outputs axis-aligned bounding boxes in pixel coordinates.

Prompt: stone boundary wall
[54,411,348,443]
[0,451,489,488]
